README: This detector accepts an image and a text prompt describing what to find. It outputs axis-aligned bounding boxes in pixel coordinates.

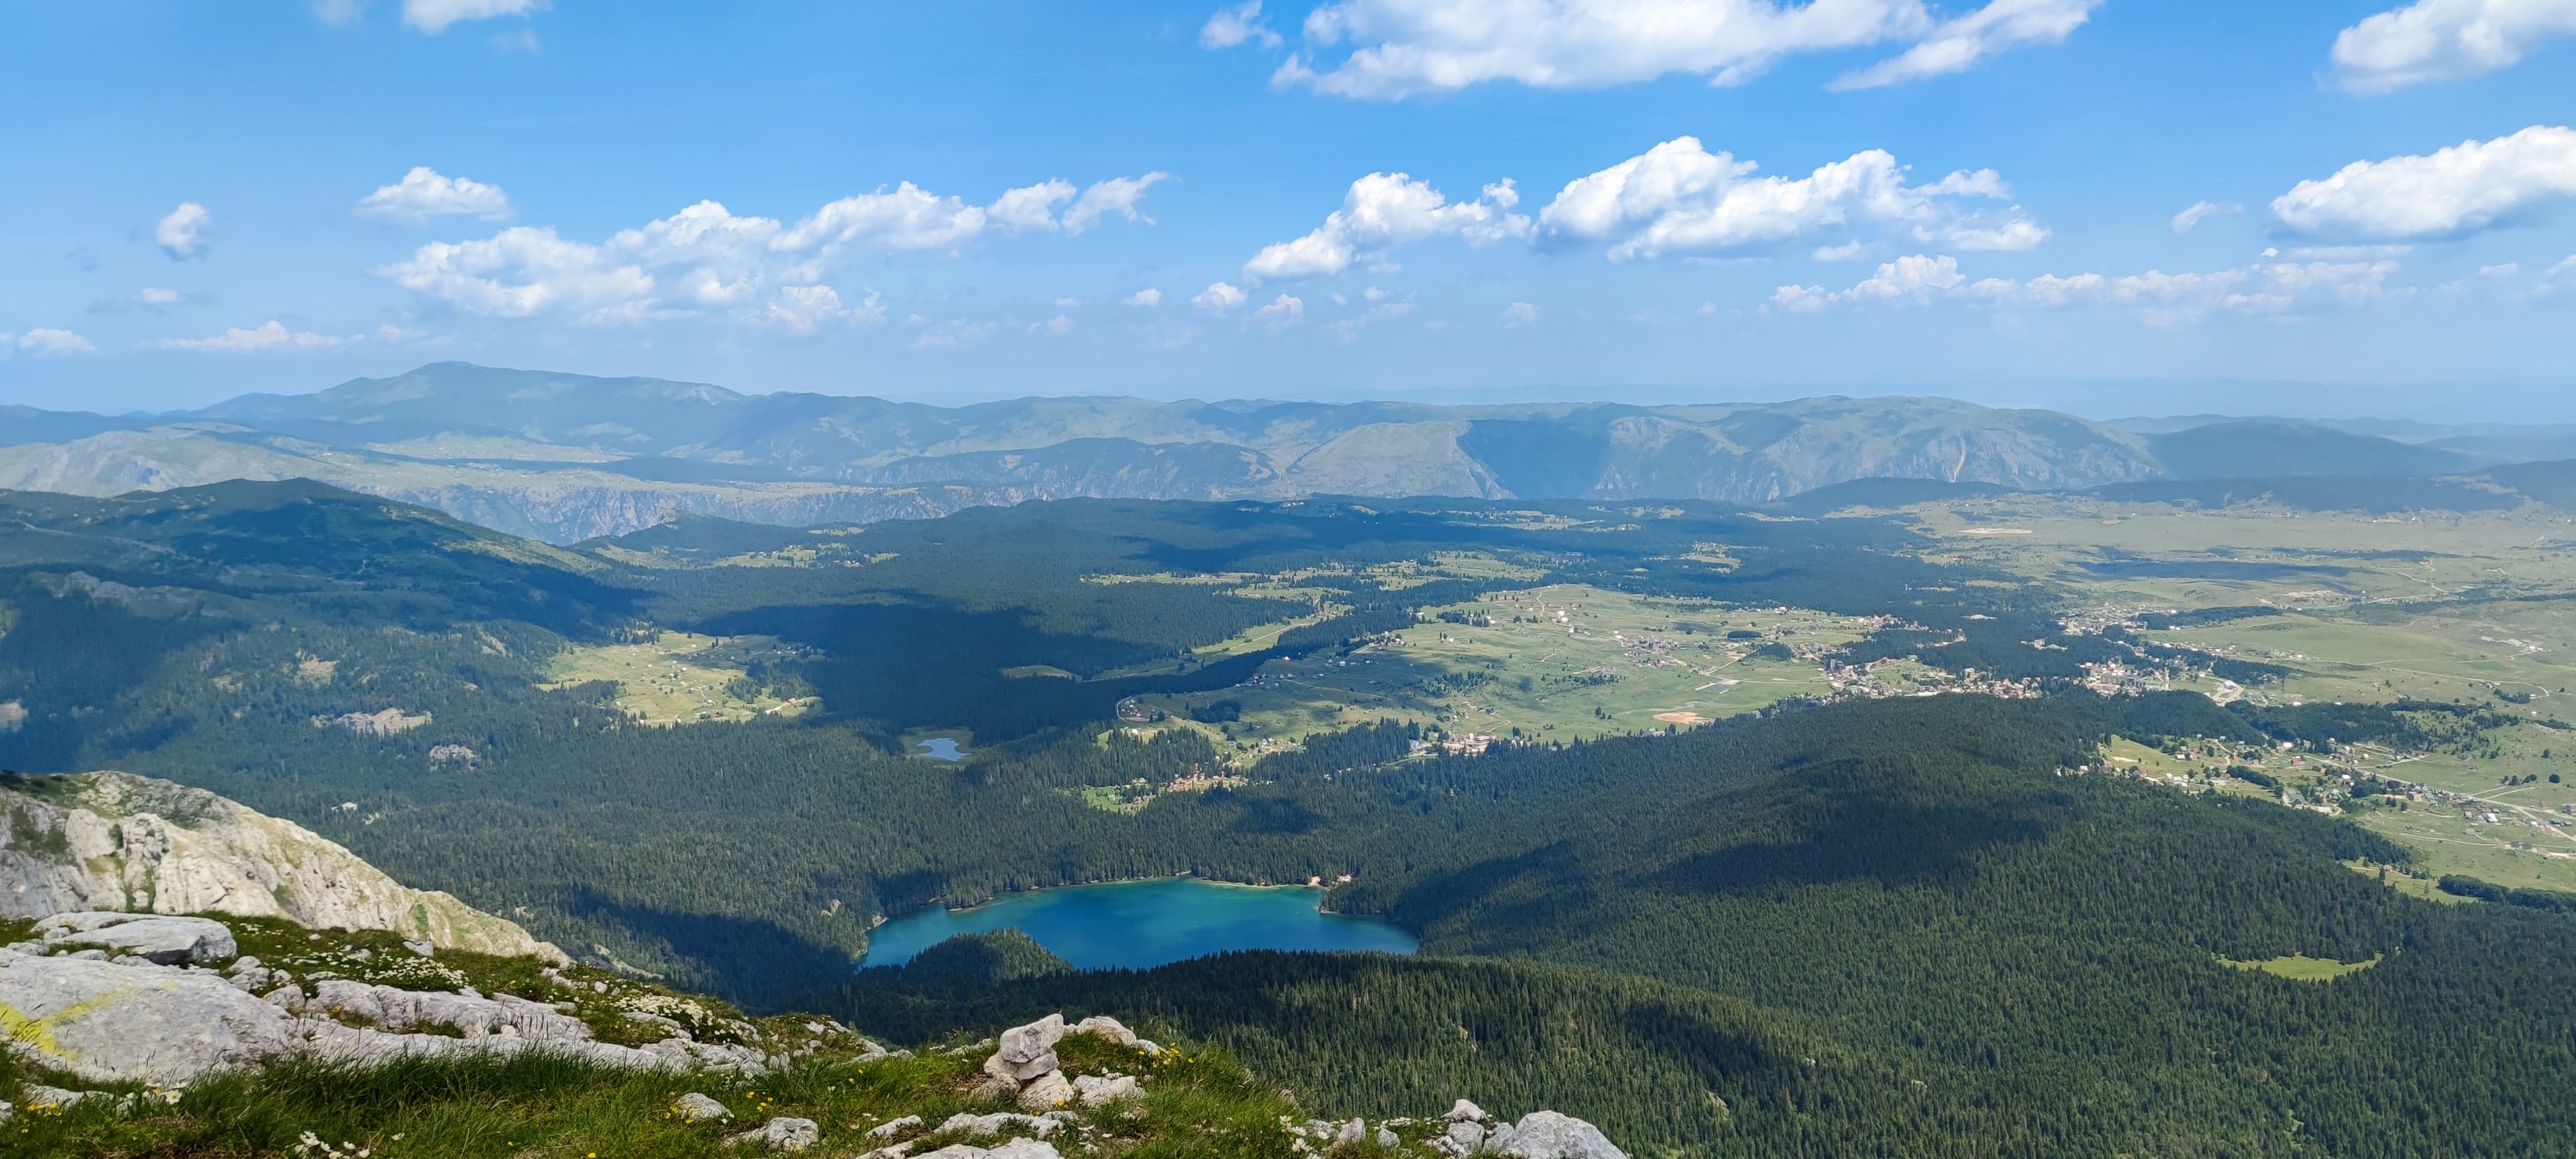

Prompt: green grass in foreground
[1,1031,1414,1158]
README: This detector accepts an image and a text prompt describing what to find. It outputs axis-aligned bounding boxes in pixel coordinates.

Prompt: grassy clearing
[2144,612,2576,708]
[1091,609,1338,681]
[1127,586,1874,762]
[2215,953,2383,981]
[544,633,817,726]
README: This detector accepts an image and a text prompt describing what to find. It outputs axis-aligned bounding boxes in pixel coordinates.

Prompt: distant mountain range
[0,362,2561,542]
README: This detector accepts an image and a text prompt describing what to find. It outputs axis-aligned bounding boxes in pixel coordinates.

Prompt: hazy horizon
[19,360,2576,429]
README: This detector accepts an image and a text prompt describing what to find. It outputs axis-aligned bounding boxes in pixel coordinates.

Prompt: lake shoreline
[856,876,1417,971]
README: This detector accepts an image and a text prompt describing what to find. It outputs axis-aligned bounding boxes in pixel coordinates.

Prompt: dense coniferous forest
[3,482,2572,1154]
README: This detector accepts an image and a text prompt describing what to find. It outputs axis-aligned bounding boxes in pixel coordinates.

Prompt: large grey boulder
[35,913,236,965]
[914,1142,1060,1159]
[0,950,299,1086]
[725,1116,820,1151]
[938,1112,1063,1138]
[990,1014,1065,1081]
[675,1092,731,1122]
[1016,1069,1074,1111]
[312,979,589,1041]
[1071,1074,1139,1106]
[1489,1111,1626,1159]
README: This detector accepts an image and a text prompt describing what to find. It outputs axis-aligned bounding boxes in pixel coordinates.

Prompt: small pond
[914,737,968,762]
[857,877,1418,971]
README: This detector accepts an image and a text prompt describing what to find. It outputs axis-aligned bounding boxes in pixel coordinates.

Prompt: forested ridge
[2,482,2571,1156]
[840,697,2576,1156]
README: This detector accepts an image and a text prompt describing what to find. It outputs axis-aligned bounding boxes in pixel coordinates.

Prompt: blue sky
[3,0,2573,418]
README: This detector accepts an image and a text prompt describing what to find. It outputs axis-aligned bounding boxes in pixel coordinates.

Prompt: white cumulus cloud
[1770,253,1965,310]
[2272,125,2576,240]
[1273,0,2101,100]
[988,180,1078,234]
[1772,253,2406,324]
[3,329,99,356]
[1539,137,2044,259]
[2332,0,2576,91]
[378,174,1163,326]
[1203,1,1285,48]
[356,167,513,225]
[156,203,210,260]
[766,286,886,334]
[1122,288,1163,306]
[1194,282,1249,311]
[1065,173,1171,234]
[1255,293,1307,322]
[1245,173,1530,281]
[1830,0,2102,89]
[152,320,363,352]
[404,0,546,34]
[1502,301,1540,325]
[2170,200,2241,234]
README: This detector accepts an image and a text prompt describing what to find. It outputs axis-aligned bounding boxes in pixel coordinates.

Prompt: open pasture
[2146,607,2576,707]
[1129,585,1870,760]
[1911,499,2576,612]
[544,631,817,726]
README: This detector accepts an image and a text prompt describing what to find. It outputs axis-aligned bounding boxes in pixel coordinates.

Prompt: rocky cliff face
[0,771,556,958]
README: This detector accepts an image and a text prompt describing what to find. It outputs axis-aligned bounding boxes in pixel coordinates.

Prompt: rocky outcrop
[0,925,771,1087]
[1288,1096,1628,1158]
[959,1014,1625,1157]
[972,1014,1158,1112]
[0,771,559,959]
[726,1116,820,1151]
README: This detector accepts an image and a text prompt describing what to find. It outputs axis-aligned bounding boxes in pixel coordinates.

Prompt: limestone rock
[0,950,303,1086]
[312,979,591,1041]
[674,1092,730,1122]
[1068,1015,1139,1047]
[726,1116,819,1151]
[0,771,561,960]
[1377,1126,1401,1148]
[938,1112,1062,1138]
[1071,1073,1139,1106]
[33,913,236,965]
[22,1085,97,1110]
[0,931,763,1086]
[914,1142,1060,1159]
[993,1013,1065,1080]
[1445,1098,1489,1123]
[864,1114,923,1139]
[1489,1111,1627,1159]
[1016,1069,1074,1111]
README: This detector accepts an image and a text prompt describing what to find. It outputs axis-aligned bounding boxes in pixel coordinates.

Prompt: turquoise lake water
[856,877,1419,970]
[914,737,967,762]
